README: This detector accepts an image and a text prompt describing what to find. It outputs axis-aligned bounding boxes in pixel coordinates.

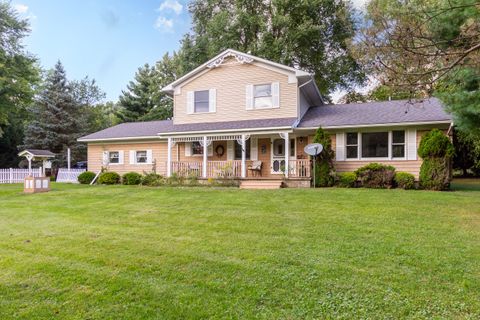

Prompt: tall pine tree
[118,60,173,122]
[23,61,83,166]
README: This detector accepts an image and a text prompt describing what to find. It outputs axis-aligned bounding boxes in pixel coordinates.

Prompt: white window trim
[135,150,148,164]
[248,82,280,110]
[345,130,407,161]
[192,89,216,114]
[108,151,121,165]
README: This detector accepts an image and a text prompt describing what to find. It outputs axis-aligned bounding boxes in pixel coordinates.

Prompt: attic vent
[207,52,254,69]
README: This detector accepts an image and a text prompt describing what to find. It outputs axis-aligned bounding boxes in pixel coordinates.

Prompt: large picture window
[345,131,406,159]
[194,90,209,113]
[234,140,251,160]
[254,84,272,109]
[362,132,389,158]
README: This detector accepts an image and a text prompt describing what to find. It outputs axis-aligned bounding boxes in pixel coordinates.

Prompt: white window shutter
[208,143,213,156]
[146,149,153,164]
[102,151,109,165]
[187,91,194,114]
[118,151,124,164]
[246,85,254,110]
[250,137,258,160]
[407,129,417,160]
[129,150,136,164]
[335,133,345,161]
[209,89,216,112]
[185,142,192,157]
[272,82,280,108]
[227,141,234,160]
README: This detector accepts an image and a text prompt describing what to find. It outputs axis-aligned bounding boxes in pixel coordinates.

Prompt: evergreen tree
[118,60,174,122]
[23,61,83,166]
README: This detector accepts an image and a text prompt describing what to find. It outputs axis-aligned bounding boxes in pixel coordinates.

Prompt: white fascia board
[77,136,162,143]
[157,126,294,137]
[295,120,453,131]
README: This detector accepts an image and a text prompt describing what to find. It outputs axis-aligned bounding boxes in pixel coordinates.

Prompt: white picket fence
[0,168,42,184]
[56,168,86,183]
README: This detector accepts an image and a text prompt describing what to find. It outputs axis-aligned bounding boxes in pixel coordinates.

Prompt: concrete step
[240,180,283,189]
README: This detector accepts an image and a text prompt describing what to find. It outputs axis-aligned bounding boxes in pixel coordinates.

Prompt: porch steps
[240,180,283,189]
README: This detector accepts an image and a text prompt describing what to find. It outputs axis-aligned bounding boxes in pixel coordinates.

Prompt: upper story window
[194,90,209,113]
[254,84,272,108]
[109,151,119,164]
[136,151,147,163]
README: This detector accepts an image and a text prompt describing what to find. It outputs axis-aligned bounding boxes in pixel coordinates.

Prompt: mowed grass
[0,181,479,319]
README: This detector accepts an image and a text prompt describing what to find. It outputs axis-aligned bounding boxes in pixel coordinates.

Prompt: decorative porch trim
[171,135,245,143]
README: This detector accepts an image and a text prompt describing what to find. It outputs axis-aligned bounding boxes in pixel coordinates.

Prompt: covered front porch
[163,131,312,183]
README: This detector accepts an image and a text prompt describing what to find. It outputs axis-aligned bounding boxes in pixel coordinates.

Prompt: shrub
[418,129,454,159]
[418,129,454,190]
[336,172,357,188]
[122,172,143,185]
[394,172,415,190]
[78,171,96,184]
[313,127,335,187]
[420,158,451,190]
[97,172,121,185]
[141,173,164,186]
[355,163,396,188]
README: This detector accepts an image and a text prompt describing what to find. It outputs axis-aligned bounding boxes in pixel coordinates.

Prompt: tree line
[0,0,478,174]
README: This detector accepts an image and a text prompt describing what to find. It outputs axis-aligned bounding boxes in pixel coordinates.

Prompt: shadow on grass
[451,178,480,192]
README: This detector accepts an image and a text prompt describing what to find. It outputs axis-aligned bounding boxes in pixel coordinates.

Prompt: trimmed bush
[394,172,415,190]
[355,163,396,188]
[312,127,335,187]
[418,129,454,190]
[141,173,164,186]
[336,172,357,188]
[78,171,96,184]
[122,172,143,185]
[97,172,121,185]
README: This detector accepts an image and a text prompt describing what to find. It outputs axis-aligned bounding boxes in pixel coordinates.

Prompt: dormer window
[254,84,273,108]
[194,90,210,113]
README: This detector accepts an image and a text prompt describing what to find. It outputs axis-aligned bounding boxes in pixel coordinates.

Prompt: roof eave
[296,120,453,130]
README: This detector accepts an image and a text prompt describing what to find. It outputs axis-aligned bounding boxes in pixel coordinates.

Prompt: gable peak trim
[206,51,254,68]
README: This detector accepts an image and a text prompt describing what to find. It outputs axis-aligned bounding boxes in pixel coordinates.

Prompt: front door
[271,138,285,174]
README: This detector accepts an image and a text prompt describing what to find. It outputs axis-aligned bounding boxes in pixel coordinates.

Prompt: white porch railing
[171,161,203,177]
[0,168,42,184]
[207,160,242,178]
[288,160,311,178]
[56,168,86,183]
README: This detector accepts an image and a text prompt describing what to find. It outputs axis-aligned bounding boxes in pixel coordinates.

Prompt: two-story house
[78,49,453,188]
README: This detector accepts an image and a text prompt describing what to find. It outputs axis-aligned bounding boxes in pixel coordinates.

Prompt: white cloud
[154,16,174,32]
[158,0,183,15]
[14,3,29,14]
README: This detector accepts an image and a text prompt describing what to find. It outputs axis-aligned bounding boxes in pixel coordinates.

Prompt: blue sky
[13,0,368,102]
[13,0,191,101]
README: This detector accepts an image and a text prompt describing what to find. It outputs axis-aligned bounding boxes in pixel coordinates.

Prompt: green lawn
[1,181,479,319]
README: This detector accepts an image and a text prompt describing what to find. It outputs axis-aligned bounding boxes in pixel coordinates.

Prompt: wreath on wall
[215,145,225,157]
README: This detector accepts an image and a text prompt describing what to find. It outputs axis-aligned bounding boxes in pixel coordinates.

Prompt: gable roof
[162,49,312,94]
[297,98,453,129]
[18,149,56,158]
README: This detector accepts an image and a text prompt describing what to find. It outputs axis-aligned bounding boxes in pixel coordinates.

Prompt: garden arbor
[18,149,55,176]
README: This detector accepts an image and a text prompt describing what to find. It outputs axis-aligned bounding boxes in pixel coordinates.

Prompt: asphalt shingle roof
[78,118,297,141]
[297,98,452,128]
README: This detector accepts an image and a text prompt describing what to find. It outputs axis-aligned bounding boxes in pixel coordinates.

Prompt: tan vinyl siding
[325,130,432,179]
[173,60,298,124]
[87,141,175,176]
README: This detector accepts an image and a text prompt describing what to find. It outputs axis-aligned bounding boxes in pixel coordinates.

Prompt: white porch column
[284,132,289,178]
[241,134,246,178]
[202,136,208,178]
[167,137,172,177]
